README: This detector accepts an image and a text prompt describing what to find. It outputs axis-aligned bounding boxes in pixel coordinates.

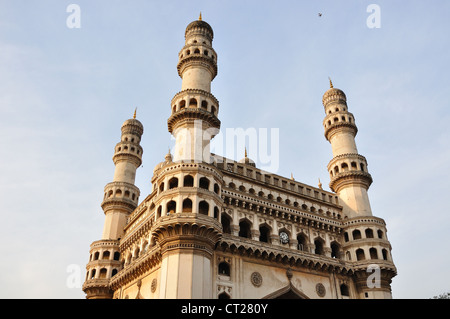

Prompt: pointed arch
[262,283,309,299]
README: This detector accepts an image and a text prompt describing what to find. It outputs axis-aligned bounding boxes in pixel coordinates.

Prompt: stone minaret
[168,13,221,163]
[150,15,223,298]
[322,80,373,218]
[83,111,144,299]
[322,81,396,298]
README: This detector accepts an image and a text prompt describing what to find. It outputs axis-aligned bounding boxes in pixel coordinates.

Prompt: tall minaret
[83,111,144,299]
[322,80,373,218]
[168,12,220,163]
[151,15,223,298]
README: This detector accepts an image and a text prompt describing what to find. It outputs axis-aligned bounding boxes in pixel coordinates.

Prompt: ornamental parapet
[329,170,373,192]
[151,213,223,256]
[324,121,358,141]
[167,107,221,133]
[177,54,218,79]
[109,245,161,291]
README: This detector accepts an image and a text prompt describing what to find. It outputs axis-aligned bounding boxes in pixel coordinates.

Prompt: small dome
[322,80,347,107]
[153,151,173,173]
[238,149,256,167]
[185,19,214,39]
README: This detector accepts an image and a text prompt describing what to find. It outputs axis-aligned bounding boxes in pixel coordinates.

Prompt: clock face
[279,232,289,244]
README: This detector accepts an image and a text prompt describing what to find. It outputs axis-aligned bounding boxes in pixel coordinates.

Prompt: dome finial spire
[199,12,202,21]
[245,147,247,158]
[133,107,137,119]
[328,77,333,88]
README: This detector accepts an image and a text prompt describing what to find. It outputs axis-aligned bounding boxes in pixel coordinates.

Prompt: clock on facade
[279,231,289,244]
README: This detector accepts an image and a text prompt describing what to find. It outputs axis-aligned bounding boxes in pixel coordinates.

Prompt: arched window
[341,163,349,171]
[169,177,178,189]
[94,252,100,260]
[99,268,107,279]
[189,98,198,107]
[218,262,230,276]
[297,233,308,251]
[221,213,231,234]
[218,292,230,299]
[238,220,251,239]
[331,242,340,259]
[157,206,162,219]
[199,177,210,190]
[214,183,220,194]
[159,182,165,192]
[102,251,110,260]
[352,229,362,240]
[344,232,349,242]
[179,100,186,109]
[199,201,209,215]
[365,228,374,238]
[183,175,194,187]
[369,248,378,259]
[201,100,207,110]
[356,248,365,261]
[340,284,350,297]
[259,225,271,243]
[182,198,192,213]
[167,201,176,215]
[214,207,219,219]
[377,230,384,239]
[111,269,118,277]
[314,238,325,255]
[382,249,388,260]
[113,252,120,261]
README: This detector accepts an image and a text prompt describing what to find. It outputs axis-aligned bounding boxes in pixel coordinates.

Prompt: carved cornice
[109,245,162,291]
[171,89,219,106]
[324,122,358,141]
[329,171,373,193]
[151,213,222,256]
[177,54,217,79]
[167,108,221,133]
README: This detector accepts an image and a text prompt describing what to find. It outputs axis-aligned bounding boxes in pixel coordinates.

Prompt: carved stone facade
[82,16,396,299]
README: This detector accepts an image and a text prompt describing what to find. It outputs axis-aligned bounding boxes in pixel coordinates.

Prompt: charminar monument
[82,14,397,299]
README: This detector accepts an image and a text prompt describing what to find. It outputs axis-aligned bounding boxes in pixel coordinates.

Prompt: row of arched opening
[85,267,118,281]
[226,184,342,219]
[179,46,215,61]
[155,198,220,219]
[89,250,120,262]
[172,98,218,116]
[158,175,220,195]
[104,188,137,201]
[349,247,390,261]
[221,215,342,258]
[330,161,366,176]
[116,144,141,155]
[344,228,384,241]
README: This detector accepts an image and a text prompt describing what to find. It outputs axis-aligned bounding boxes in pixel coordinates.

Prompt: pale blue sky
[0,1,449,298]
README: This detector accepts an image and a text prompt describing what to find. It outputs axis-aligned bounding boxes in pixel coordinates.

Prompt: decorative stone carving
[250,272,263,287]
[316,283,326,297]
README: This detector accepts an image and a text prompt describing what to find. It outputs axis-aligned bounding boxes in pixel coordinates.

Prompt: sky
[0,0,449,299]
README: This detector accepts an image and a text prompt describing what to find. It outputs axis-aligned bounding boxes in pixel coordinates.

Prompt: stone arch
[262,283,309,299]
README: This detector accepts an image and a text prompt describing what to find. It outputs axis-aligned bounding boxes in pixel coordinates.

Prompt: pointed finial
[328,77,333,88]
[291,173,295,181]
[133,107,137,119]
[318,178,323,189]
[199,12,202,21]
[245,147,247,158]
